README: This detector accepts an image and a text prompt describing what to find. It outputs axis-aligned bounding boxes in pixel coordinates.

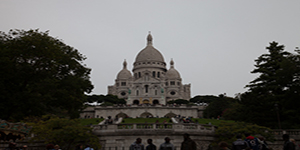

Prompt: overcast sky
[1,1,300,97]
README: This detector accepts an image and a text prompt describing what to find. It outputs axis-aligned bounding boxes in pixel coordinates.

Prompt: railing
[92,123,216,132]
[115,123,173,129]
[95,104,206,108]
[271,129,300,136]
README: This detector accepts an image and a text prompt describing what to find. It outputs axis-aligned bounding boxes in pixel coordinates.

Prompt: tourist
[232,134,249,150]
[130,138,145,150]
[84,144,94,150]
[257,135,269,150]
[163,120,167,128]
[181,133,196,150]
[159,137,174,150]
[290,139,300,150]
[46,144,55,150]
[219,141,230,150]
[5,142,17,150]
[283,134,295,150]
[146,139,157,150]
[244,133,260,150]
[54,145,61,150]
[20,145,28,150]
[75,144,83,150]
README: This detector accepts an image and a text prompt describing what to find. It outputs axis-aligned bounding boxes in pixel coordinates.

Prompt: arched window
[145,85,149,93]
[152,71,156,77]
[136,90,139,96]
[153,100,159,105]
[157,72,160,78]
[133,100,139,105]
[145,74,149,81]
[138,72,141,78]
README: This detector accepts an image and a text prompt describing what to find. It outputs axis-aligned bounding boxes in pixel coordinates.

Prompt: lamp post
[274,103,282,130]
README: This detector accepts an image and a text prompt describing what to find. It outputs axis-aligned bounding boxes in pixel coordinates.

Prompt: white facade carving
[108,33,191,105]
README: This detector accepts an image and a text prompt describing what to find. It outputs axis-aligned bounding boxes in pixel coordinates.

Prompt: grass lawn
[79,118,104,126]
[79,117,234,126]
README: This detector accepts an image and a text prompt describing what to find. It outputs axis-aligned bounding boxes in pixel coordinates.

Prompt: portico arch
[140,112,154,118]
[143,99,150,104]
[116,112,128,118]
[153,100,159,105]
[164,112,177,118]
[133,100,140,105]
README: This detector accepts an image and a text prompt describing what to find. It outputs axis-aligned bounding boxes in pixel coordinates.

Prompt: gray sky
[1,1,300,97]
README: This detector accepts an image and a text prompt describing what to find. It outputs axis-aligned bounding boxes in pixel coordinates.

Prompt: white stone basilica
[108,33,191,105]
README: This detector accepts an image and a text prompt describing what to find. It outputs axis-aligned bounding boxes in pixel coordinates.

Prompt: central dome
[135,46,165,63]
[134,33,165,63]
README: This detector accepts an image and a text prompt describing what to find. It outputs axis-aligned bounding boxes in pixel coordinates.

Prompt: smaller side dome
[117,60,132,79]
[166,59,181,79]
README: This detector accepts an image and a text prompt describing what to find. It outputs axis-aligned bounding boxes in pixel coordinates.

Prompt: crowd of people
[3,142,95,150]
[129,133,196,150]
[218,133,300,150]
[3,133,300,150]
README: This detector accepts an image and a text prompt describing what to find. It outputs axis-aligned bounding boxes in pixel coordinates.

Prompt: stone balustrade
[92,123,216,133]
[271,129,300,136]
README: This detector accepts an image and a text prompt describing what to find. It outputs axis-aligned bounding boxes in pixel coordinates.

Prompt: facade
[108,33,191,105]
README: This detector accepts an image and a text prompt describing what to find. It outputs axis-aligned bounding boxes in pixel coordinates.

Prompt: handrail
[92,123,216,132]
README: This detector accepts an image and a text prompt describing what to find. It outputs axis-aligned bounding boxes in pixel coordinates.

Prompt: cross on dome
[147,31,153,46]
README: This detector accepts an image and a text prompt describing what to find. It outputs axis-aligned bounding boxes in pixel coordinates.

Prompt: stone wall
[93,123,216,150]
[92,124,300,150]
[2,124,300,150]
[80,105,206,119]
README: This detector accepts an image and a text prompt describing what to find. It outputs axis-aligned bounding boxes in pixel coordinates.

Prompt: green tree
[233,42,300,128]
[167,99,189,104]
[246,41,291,92]
[222,101,243,121]
[27,116,101,150]
[279,49,300,128]
[0,29,93,121]
[189,95,219,104]
[203,94,237,119]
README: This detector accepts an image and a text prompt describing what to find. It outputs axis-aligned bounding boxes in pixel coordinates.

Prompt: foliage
[225,42,300,129]
[0,29,93,121]
[192,118,235,126]
[26,116,101,150]
[246,42,290,91]
[189,95,220,103]
[203,95,237,119]
[167,99,189,104]
[86,94,126,105]
[215,121,274,148]
[222,101,244,121]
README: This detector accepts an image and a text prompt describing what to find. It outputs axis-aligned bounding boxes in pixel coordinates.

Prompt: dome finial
[170,58,174,68]
[147,31,153,46]
[123,59,127,69]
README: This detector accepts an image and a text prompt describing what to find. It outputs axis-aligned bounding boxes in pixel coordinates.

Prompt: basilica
[108,33,191,105]
[80,34,200,119]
